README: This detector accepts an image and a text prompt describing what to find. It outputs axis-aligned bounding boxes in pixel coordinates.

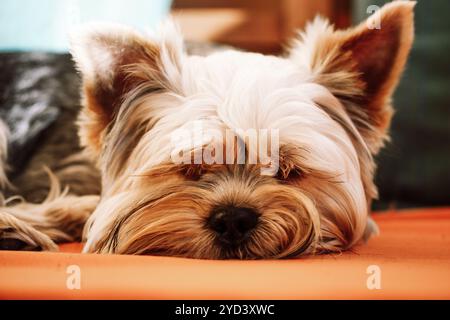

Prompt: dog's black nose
[208,206,259,246]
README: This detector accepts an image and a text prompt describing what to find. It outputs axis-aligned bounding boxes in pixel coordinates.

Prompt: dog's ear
[70,22,183,158]
[290,1,415,153]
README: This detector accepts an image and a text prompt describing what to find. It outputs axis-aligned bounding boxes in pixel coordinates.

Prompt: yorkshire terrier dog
[0,1,414,259]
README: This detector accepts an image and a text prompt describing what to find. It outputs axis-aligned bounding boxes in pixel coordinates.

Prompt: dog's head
[71,2,414,259]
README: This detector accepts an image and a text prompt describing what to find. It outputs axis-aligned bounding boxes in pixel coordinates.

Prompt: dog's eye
[181,165,203,181]
[277,167,302,180]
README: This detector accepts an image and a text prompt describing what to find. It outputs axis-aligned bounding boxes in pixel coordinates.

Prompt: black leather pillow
[0,53,78,176]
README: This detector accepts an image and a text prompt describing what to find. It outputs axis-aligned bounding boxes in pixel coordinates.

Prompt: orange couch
[1,208,449,300]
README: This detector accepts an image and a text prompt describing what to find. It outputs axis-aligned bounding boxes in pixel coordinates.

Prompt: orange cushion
[1,208,449,300]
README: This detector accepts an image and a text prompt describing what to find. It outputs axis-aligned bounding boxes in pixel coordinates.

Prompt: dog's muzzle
[208,206,259,247]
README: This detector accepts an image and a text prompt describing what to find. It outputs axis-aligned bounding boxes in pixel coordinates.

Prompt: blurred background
[0,0,449,210]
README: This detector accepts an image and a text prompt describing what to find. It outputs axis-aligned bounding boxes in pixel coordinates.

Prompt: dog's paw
[0,213,58,252]
[362,217,380,242]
